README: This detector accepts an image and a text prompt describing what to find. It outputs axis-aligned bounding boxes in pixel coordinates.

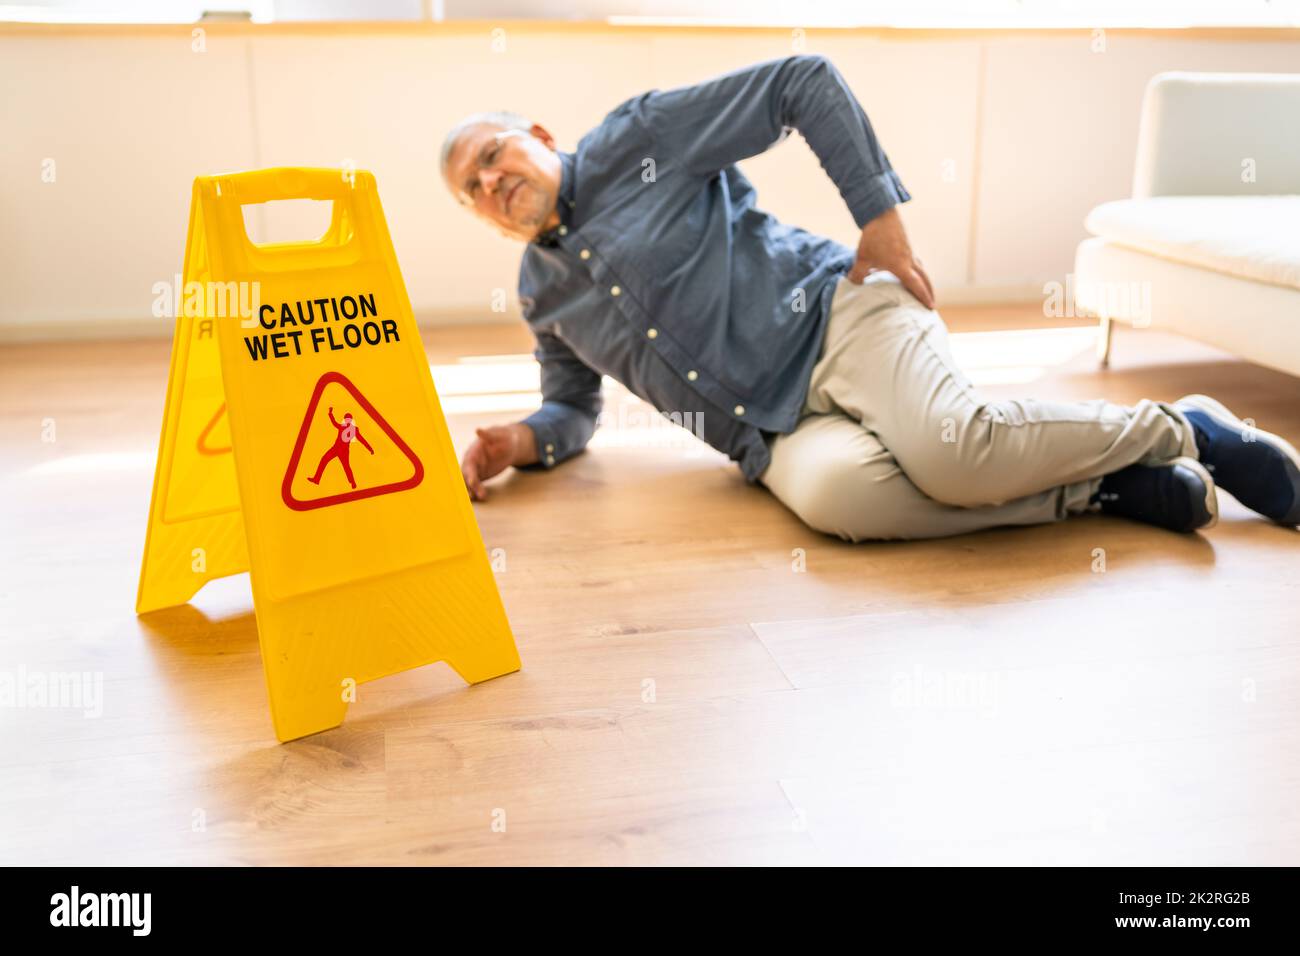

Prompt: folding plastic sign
[137,167,521,742]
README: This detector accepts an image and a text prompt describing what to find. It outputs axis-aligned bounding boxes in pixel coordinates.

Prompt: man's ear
[530,123,557,150]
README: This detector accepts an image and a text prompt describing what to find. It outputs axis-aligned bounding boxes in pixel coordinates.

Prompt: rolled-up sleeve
[519,328,603,470]
[642,54,910,229]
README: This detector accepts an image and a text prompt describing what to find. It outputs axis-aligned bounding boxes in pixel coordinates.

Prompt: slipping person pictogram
[307,406,374,490]
[281,371,424,512]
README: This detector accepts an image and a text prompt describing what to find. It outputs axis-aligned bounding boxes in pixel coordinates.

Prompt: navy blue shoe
[1176,394,1300,527]
[1093,457,1218,533]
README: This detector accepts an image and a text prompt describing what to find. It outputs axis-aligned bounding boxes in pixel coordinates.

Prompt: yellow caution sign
[137,167,520,741]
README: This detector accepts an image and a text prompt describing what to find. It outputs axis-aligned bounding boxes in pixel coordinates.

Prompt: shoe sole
[1170,455,1219,531]
[1178,393,1300,526]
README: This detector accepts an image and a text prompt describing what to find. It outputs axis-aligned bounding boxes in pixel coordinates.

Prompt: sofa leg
[1096,314,1113,367]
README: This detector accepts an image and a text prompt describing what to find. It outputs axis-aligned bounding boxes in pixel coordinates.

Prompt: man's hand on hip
[460,422,538,501]
[847,206,935,310]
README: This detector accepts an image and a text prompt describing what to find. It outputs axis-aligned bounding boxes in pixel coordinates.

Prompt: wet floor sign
[136,168,520,741]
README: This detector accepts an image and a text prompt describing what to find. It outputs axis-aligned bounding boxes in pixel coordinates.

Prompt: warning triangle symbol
[197,402,232,456]
[281,371,424,511]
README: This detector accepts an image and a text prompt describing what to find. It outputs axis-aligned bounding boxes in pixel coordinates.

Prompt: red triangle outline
[280,371,424,512]
[197,402,232,456]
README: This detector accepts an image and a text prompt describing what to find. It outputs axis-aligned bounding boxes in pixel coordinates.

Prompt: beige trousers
[759,274,1199,541]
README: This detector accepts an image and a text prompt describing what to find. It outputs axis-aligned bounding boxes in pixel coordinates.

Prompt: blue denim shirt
[517,55,911,482]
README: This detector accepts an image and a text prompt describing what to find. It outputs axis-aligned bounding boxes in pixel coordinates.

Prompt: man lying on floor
[440,55,1300,540]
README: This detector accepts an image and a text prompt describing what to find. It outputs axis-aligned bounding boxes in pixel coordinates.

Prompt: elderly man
[440,56,1300,540]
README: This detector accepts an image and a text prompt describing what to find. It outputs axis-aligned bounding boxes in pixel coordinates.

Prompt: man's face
[444,123,562,242]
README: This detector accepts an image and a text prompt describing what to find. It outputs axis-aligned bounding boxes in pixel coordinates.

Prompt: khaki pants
[759,274,1199,541]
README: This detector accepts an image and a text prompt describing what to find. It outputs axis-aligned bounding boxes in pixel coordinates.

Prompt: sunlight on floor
[26,451,156,476]
[949,326,1098,386]
[431,326,1102,417]
[14,328,1098,479]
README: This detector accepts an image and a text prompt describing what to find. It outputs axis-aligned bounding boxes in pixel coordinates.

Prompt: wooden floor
[2,307,1299,866]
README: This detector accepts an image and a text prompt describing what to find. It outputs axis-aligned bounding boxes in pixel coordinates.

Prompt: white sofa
[1074,72,1300,376]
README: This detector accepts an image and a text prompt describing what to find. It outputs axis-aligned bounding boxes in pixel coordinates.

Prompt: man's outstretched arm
[641,54,934,307]
[460,328,603,500]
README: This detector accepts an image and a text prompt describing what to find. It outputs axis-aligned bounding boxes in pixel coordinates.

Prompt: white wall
[1,23,1298,341]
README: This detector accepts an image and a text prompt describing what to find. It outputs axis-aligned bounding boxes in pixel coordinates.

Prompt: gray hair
[439,110,533,180]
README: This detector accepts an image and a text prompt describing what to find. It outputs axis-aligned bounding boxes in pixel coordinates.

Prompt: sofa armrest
[1133,72,1300,198]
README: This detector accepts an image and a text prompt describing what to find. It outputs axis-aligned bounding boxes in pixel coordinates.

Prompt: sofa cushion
[1085,196,1300,291]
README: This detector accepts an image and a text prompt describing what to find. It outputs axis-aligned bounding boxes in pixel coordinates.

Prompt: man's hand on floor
[848,206,936,310]
[461,422,538,501]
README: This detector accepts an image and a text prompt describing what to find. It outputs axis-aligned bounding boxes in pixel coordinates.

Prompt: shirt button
[579,249,591,260]
[734,404,746,416]
[545,443,555,454]
[646,328,658,339]
[610,285,621,297]
[558,225,568,236]
[686,370,698,381]
[546,454,556,466]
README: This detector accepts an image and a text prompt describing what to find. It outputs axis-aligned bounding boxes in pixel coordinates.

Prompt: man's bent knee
[889,416,1010,507]
[771,459,916,542]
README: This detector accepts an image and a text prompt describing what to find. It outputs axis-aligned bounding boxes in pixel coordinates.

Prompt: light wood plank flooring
[2,308,1298,865]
